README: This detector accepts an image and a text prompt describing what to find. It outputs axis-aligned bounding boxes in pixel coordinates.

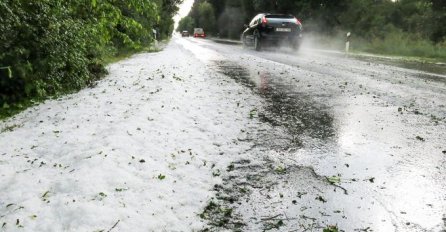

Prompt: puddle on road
[214,60,336,150]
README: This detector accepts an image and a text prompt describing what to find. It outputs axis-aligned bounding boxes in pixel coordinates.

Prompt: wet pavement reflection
[215,60,336,149]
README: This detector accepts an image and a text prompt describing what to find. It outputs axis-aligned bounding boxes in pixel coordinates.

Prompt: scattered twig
[260,214,283,221]
[257,215,300,224]
[332,183,348,195]
[300,215,317,221]
[107,220,120,232]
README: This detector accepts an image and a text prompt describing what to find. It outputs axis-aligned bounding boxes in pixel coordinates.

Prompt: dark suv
[241,13,303,51]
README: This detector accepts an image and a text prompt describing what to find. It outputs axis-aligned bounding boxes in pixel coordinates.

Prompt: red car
[193,28,206,38]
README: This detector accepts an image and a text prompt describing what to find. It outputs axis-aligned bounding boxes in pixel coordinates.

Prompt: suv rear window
[265,15,294,19]
[194,28,204,33]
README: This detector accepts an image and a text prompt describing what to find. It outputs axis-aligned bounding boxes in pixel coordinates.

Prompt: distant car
[242,13,303,51]
[181,31,190,37]
[193,28,206,38]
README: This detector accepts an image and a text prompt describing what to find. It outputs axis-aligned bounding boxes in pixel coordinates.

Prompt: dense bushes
[0,0,181,113]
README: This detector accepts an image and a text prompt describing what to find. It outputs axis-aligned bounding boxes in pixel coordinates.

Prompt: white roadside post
[152,29,158,46]
[345,32,351,56]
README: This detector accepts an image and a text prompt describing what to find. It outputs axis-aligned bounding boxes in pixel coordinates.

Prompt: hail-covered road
[1,36,445,231]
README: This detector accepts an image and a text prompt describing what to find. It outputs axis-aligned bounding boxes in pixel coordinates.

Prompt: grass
[353,32,446,62]
[304,31,446,63]
[0,98,44,120]
[103,42,163,64]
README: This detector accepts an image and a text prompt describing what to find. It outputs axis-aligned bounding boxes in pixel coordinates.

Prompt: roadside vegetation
[178,0,446,60]
[0,0,182,119]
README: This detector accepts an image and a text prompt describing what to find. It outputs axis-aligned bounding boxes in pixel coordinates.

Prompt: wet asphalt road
[177,37,446,231]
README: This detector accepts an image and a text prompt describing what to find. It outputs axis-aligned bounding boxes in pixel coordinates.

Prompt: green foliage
[0,0,182,115]
[323,225,339,232]
[198,1,216,34]
[177,16,195,33]
[178,1,216,35]
[349,28,446,60]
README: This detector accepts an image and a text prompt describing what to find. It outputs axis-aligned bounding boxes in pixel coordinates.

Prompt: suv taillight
[294,17,301,25]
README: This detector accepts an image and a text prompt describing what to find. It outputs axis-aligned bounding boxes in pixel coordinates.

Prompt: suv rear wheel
[254,34,261,51]
[241,35,248,48]
[292,39,301,51]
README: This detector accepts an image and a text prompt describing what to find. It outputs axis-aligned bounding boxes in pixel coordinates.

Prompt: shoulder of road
[208,37,446,66]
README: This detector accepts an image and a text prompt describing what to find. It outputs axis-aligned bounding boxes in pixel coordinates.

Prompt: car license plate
[276,28,291,32]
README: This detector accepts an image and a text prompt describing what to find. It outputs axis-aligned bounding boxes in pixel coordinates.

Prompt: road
[1,36,445,231]
[178,36,446,231]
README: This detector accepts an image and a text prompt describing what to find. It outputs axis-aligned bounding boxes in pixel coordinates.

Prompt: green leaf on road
[327,176,341,184]
[249,109,257,119]
[323,225,339,232]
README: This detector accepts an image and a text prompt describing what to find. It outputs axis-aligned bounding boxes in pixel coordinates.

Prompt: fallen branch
[260,214,283,221]
[107,220,120,232]
[332,183,348,195]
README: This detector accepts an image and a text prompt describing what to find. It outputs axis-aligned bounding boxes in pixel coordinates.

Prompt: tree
[198,1,216,35]
[430,0,446,42]
[217,0,246,39]
[177,16,195,32]
[183,0,445,46]
[0,0,183,111]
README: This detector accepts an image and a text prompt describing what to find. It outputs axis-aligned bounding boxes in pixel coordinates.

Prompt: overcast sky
[174,0,195,29]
